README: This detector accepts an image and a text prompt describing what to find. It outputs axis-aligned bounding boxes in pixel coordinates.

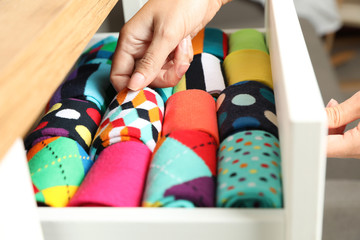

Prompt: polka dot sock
[217,130,283,208]
[90,87,164,160]
[142,130,217,207]
[216,81,278,142]
[49,36,118,113]
[173,53,226,98]
[192,28,228,60]
[27,137,93,207]
[25,98,102,152]
[68,141,152,207]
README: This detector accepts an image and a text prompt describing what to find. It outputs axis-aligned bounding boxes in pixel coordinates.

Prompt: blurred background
[97,0,360,239]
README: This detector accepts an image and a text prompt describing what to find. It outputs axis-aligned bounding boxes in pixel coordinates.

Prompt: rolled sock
[154,87,173,103]
[27,137,93,207]
[229,29,268,54]
[163,89,219,145]
[77,36,118,66]
[25,98,102,152]
[217,130,283,208]
[216,81,278,141]
[68,141,152,207]
[90,87,164,160]
[173,53,226,98]
[143,130,217,207]
[49,37,118,113]
[192,28,228,60]
[223,49,273,89]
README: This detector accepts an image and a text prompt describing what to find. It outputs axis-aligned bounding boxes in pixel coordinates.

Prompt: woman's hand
[110,0,232,92]
[326,91,360,159]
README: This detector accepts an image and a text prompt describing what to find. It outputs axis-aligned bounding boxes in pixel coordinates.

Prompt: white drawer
[0,0,327,240]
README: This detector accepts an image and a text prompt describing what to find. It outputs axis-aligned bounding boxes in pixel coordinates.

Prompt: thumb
[326,91,360,128]
[127,31,179,91]
[326,98,346,135]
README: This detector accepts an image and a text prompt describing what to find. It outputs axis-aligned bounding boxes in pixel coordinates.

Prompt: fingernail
[176,63,190,78]
[128,72,145,91]
[180,38,188,53]
[326,98,338,107]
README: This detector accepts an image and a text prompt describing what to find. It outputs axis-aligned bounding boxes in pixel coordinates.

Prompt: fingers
[126,28,180,90]
[154,35,193,87]
[326,99,346,135]
[110,46,135,92]
[110,23,143,92]
[327,121,360,159]
[326,91,360,128]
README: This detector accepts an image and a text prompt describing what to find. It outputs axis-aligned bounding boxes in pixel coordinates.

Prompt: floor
[331,27,360,98]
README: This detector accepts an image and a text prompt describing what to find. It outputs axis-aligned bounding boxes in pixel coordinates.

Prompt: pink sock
[68,141,151,207]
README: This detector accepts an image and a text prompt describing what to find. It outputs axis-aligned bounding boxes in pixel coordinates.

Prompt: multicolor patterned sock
[27,137,93,207]
[192,28,228,60]
[90,87,164,160]
[163,89,219,144]
[173,53,226,98]
[216,81,278,142]
[154,87,173,103]
[143,130,217,207]
[25,98,102,152]
[223,49,273,89]
[48,37,118,113]
[217,130,282,208]
[229,29,269,54]
[77,36,118,66]
[68,141,151,207]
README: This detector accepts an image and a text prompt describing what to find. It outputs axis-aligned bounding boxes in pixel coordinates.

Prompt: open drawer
[0,0,327,240]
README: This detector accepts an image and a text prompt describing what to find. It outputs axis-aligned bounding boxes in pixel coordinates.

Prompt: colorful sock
[68,141,151,207]
[216,81,278,141]
[192,28,228,60]
[143,130,217,207]
[49,37,118,113]
[223,49,273,89]
[90,87,164,160]
[229,29,268,54]
[217,130,282,208]
[27,137,93,207]
[77,36,118,66]
[173,53,226,98]
[154,87,173,103]
[163,89,219,144]
[25,98,102,152]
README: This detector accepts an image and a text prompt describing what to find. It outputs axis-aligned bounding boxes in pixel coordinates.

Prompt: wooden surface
[0,0,118,160]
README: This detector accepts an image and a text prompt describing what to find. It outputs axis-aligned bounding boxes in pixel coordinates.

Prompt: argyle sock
[27,137,93,207]
[217,130,283,208]
[143,130,217,207]
[173,53,226,98]
[68,141,151,207]
[216,81,278,142]
[25,98,101,152]
[90,87,164,160]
